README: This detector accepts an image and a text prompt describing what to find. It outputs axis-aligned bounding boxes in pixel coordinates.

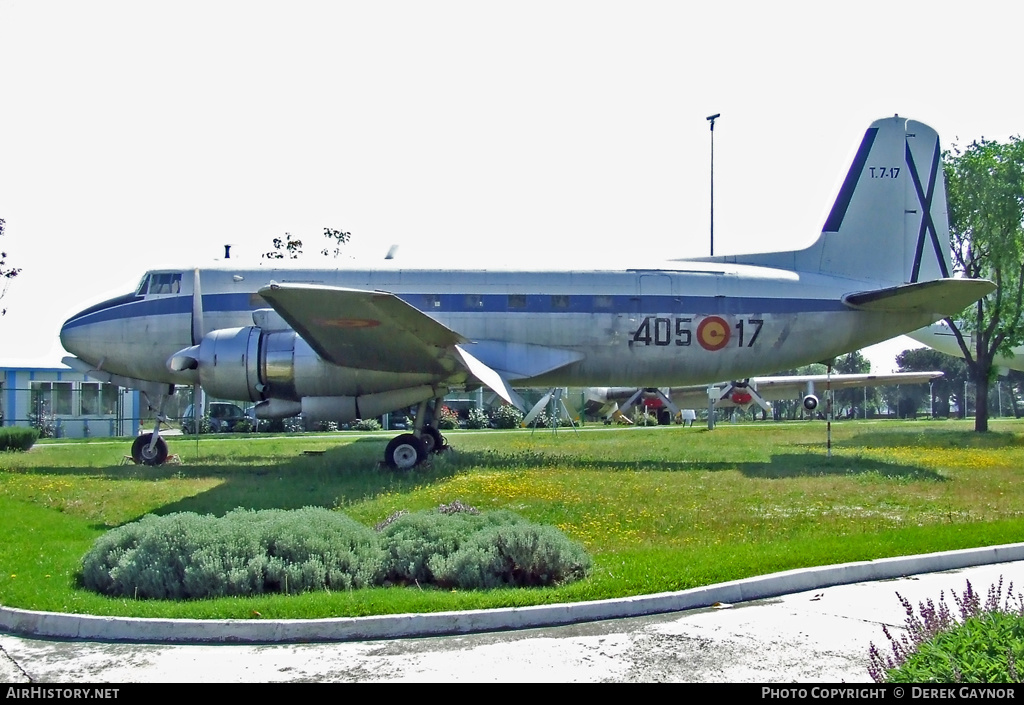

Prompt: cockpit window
[137,272,182,296]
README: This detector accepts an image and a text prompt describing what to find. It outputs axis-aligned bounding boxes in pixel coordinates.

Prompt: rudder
[816,116,952,284]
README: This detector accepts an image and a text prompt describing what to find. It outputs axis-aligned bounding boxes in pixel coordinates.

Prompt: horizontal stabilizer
[843,278,994,315]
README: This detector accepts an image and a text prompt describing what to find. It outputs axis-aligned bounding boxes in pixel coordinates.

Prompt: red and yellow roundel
[696,316,731,351]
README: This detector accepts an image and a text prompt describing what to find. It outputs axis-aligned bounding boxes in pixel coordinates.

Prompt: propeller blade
[192,268,204,346]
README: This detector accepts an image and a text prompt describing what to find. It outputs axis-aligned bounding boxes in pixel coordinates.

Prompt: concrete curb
[3,543,1023,644]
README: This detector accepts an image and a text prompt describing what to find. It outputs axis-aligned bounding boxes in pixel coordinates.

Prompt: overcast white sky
[1,1,1020,370]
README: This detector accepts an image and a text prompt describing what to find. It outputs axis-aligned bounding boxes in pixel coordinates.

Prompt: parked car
[181,402,248,433]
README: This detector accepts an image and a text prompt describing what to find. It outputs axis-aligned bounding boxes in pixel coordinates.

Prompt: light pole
[706,113,720,256]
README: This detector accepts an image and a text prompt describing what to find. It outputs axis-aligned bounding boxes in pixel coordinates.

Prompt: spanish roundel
[731,390,753,406]
[696,316,731,351]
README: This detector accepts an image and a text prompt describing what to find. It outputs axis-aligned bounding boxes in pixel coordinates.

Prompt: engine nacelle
[173,326,443,415]
[803,394,819,411]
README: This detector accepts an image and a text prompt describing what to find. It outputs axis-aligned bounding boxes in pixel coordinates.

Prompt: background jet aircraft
[59,116,994,468]
[585,370,945,424]
[909,322,1024,373]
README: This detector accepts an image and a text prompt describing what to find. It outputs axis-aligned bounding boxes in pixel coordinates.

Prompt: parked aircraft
[60,116,993,468]
[908,322,1024,373]
[585,371,945,424]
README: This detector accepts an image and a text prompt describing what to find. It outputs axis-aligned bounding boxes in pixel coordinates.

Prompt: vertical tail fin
[720,117,953,285]
[816,116,952,284]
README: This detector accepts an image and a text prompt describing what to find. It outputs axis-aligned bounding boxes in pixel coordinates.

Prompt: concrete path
[2,550,1022,682]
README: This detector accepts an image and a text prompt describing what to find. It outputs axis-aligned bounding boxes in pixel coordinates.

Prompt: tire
[131,433,169,466]
[420,426,447,454]
[384,433,427,470]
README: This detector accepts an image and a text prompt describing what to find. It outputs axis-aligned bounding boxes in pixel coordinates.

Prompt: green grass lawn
[2,419,1023,620]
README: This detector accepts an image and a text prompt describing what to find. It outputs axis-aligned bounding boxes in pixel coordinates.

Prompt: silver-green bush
[83,505,591,599]
[429,522,592,589]
[81,507,383,599]
[379,507,590,589]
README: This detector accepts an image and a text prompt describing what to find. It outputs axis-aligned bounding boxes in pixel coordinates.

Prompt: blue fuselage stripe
[62,291,848,331]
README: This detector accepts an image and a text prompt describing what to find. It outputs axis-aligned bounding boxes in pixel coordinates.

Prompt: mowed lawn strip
[2,419,1023,620]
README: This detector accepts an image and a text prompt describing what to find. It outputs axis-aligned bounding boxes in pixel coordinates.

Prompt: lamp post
[706,113,720,256]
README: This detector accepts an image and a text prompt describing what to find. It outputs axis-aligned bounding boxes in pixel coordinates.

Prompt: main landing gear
[383,398,449,470]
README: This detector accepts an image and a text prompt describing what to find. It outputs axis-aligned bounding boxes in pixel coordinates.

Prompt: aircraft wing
[589,371,944,413]
[258,282,467,376]
[738,371,943,399]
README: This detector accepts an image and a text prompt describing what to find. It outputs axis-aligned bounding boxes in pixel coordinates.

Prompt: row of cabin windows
[423,294,616,310]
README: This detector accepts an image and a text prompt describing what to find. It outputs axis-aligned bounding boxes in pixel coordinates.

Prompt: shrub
[283,416,305,432]
[0,426,39,452]
[351,418,381,432]
[377,507,503,585]
[436,406,460,430]
[491,404,523,429]
[28,411,56,438]
[81,507,383,599]
[869,578,1024,683]
[632,409,659,426]
[82,505,591,598]
[378,505,590,589]
[233,418,255,433]
[315,420,339,432]
[429,521,592,589]
[466,407,489,429]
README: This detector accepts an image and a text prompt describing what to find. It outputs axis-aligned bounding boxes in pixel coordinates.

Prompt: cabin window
[551,295,570,309]
[508,294,527,309]
[594,295,613,309]
[423,294,441,308]
[464,294,483,309]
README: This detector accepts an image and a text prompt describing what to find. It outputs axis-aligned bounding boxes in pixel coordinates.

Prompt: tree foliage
[264,227,352,260]
[897,347,970,418]
[0,217,20,316]
[943,136,1024,431]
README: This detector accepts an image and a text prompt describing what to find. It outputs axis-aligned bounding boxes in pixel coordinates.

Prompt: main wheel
[420,426,447,454]
[131,433,168,466]
[384,433,427,470]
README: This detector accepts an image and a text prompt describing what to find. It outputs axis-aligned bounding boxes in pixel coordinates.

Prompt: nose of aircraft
[59,291,137,364]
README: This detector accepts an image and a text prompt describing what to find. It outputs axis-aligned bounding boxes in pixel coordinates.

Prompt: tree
[264,227,352,260]
[263,232,304,260]
[943,137,1024,432]
[832,351,873,418]
[0,217,20,316]
[896,347,969,418]
[321,228,351,257]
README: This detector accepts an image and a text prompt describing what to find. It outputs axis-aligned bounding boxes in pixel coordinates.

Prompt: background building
[0,364,141,438]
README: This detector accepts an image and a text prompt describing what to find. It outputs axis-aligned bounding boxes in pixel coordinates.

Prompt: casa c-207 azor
[60,116,994,468]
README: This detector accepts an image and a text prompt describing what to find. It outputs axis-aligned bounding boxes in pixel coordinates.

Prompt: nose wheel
[131,433,168,466]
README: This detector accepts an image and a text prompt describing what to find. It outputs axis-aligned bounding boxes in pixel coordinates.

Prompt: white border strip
[4,543,1023,643]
